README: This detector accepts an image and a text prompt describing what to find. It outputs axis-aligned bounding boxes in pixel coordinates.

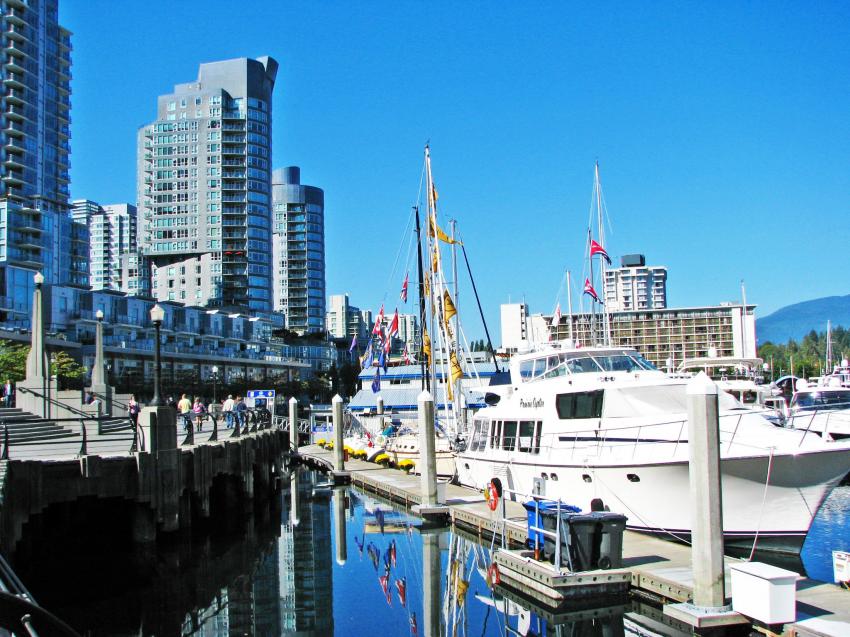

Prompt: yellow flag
[432,182,438,203]
[429,213,461,245]
[423,329,431,364]
[443,290,457,323]
[450,350,463,383]
[432,246,439,273]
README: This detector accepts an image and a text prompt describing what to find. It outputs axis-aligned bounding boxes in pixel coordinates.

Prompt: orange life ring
[485,482,499,511]
[487,563,501,587]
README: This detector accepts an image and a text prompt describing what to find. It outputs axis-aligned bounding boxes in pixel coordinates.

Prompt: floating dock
[296,444,850,637]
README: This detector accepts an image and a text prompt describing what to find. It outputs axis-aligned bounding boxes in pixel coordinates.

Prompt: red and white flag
[400,272,409,303]
[583,278,601,303]
[387,308,399,338]
[372,305,385,335]
[589,239,612,265]
[552,302,562,326]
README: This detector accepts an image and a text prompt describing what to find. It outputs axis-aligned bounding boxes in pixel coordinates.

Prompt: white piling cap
[332,394,343,404]
[289,396,298,404]
[418,389,434,403]
[686,371,718,395]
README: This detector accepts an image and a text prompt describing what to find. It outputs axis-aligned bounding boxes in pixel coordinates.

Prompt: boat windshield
[792,390,850,410]
[519,350,657,382]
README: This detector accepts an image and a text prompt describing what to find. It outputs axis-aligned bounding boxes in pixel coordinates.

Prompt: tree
[50,350,86,389]
[0,342,28,382]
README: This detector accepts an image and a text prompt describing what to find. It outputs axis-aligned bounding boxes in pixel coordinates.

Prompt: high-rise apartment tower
[272,167,325,333]
[0,0,84,319]
[138,57,278,311]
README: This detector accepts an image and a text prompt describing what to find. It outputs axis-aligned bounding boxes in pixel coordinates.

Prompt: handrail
[16,385,93,420]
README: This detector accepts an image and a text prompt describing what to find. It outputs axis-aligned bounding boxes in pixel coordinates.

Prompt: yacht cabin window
[556,390,604,419]
[483,419,542,454]
[519,350,657,383]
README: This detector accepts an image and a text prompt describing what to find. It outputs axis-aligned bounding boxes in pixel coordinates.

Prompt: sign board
[246,389,276,410]
[834,551,850,584]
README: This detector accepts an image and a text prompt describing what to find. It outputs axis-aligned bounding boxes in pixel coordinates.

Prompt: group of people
[126,393,260,433]
[166,393,249,432]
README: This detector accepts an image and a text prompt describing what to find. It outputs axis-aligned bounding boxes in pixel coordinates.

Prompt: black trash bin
[567,514,600,571]
[593,512,628,569]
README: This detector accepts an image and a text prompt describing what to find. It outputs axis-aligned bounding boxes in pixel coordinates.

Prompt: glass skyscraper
[272,166,325,334]
[138,57,277,311]
[0,0,83,322]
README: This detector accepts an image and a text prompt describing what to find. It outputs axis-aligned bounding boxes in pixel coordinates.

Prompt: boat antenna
[460,242,501,373]
[595,161,611,346]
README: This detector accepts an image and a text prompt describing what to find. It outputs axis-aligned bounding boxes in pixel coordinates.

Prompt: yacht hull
[456,446,850,554]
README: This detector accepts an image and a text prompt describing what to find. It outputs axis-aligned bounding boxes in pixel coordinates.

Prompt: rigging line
[460,242,501,373]
[381,206,417,307]
[747,446,776,561]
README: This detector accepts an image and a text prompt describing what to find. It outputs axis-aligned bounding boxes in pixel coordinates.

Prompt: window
[556,391,604,419]
[518,421,540,453]
[502,421,518,451]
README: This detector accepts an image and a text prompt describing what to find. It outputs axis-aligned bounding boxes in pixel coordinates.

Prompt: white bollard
[332,394,344,471]
[288,396,297,451]
[687,372,726,609]
[418,390,438,506]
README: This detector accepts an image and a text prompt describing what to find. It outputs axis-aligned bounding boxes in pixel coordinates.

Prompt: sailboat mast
[414,206,429,392]
[595,161,611,346]
[566,269,574,343]
[424,145,438,399]
[450,219,462,430]
[588,227,596,344]
[740,279,748,358]
[826,320,833,374]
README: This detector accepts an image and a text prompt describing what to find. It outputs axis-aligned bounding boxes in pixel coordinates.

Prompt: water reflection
[20,471,849,635]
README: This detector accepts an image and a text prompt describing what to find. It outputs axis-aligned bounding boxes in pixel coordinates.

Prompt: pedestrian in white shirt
[222,394,235,428]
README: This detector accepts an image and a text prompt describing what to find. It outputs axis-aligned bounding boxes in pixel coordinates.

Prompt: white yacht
[785,379,850,441]
[455,342,850,553]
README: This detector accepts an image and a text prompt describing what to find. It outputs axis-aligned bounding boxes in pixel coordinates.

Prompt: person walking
[192,397,206,432]
[2,379,13,408]
[234,395,247,429]
[128,394,140,427]
[177,393,192,432]
[222,394,235,428]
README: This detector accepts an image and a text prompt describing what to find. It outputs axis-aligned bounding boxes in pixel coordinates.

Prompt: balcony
[2,173,23,186]
[3,73,25,89]
[3,121,24,137]
[4,57,24,74]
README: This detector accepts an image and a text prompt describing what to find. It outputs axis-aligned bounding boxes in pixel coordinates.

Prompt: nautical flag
[361,343,374,369]
[443,290,457,323]
[423,329,432,364]
[552,302,562,327]
[387,308,399,338]
[403,347,411,364]
[371,368,381,393]
[450,350,463,383]
[379,347,388,371]
[400,272,409,303]
[372,305,385,335]
[349,334,357,353]
[583,278,601,303]
[590,239,612,265]
[429,214,460,245]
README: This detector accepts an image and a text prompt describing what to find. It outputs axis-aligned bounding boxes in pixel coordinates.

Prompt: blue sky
[61,1,850,340]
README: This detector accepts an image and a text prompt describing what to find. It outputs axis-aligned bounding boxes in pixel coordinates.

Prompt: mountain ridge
[756,294,850,344]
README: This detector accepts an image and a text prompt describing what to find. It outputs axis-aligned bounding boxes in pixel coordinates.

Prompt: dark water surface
[17,471,850,636]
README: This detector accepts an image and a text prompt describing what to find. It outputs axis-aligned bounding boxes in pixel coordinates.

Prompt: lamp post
[212,365,218,403]
[150,304,165,406]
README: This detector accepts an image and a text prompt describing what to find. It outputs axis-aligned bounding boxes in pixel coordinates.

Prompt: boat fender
[487,563,501,587]
[485,481,500,511]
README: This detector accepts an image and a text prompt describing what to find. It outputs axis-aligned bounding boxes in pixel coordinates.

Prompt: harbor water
[17,468,850,636]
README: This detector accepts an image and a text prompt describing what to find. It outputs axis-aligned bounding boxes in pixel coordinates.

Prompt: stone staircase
[0,407,77,444]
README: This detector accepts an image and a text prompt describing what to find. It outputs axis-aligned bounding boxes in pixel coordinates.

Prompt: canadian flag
[372,305,385,335]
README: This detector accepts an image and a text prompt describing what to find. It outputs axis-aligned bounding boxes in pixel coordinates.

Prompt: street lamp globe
[95,309,104,321]
[33,271,44,286]
[150,304,165,324]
